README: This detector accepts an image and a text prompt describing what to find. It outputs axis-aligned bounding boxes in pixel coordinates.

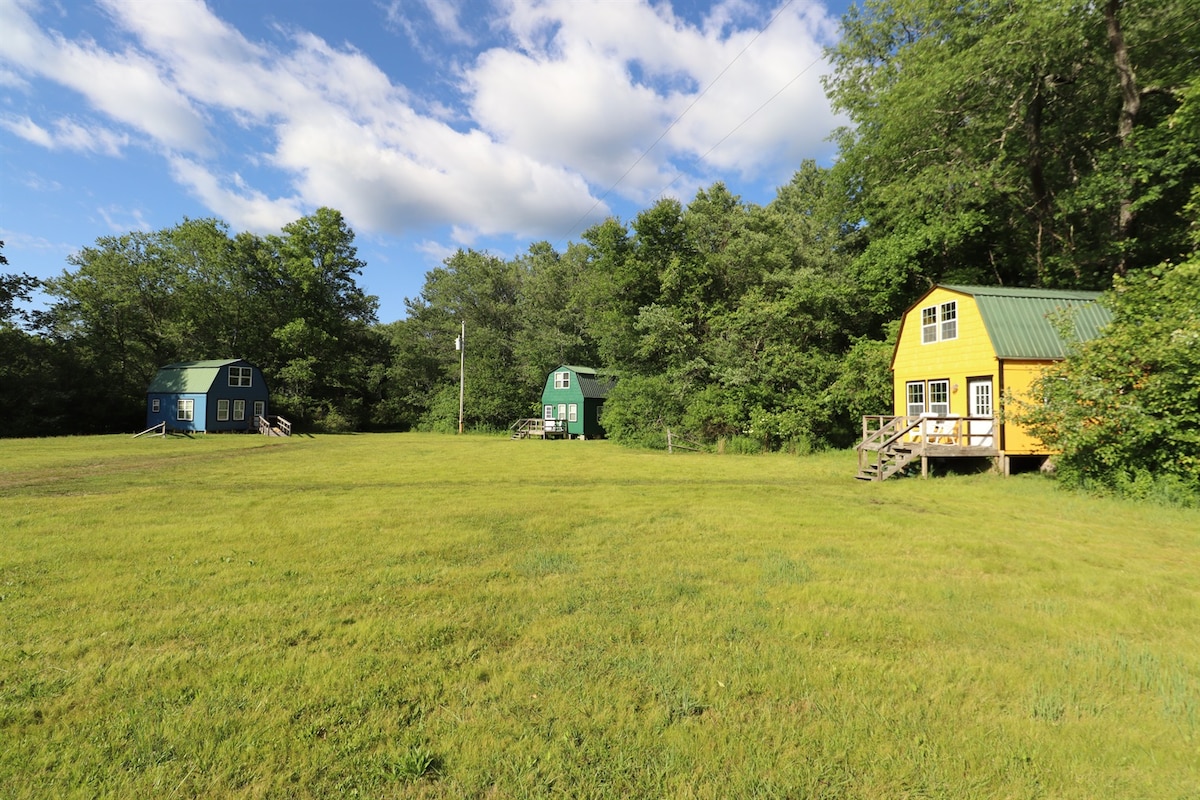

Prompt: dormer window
[554,371,570,389]
[921,301,958,343]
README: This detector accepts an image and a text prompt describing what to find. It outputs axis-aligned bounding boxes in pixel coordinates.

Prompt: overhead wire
[553,0,800,248]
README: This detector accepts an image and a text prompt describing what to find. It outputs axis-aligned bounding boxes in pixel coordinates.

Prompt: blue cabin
[146,359,269,433]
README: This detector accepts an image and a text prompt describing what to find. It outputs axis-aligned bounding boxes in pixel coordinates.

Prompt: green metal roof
[147,359,242,393]
[557,365,616,399]
[941,285,1112,359]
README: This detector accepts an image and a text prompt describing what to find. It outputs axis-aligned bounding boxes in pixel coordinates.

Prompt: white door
[967,378,994,447]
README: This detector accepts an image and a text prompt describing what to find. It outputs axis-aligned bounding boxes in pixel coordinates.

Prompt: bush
[1017,258,1200,502]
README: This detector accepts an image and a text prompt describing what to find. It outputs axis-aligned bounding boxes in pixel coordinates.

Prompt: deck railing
[254,414,292,436]
[857,415,999,480]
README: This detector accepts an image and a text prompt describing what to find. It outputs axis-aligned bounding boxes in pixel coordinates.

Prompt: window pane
[568,404,577,422]
[217,399,230,421]
[233,400,245,421]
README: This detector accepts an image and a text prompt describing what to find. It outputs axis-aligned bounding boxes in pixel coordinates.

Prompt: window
[906,382,925,417]
[554,371,570,389]
[920,301,957,343]
[568,404,578,422]
[557,404,567,421]
[228,366,252,387]
[543,404,554,420]
[928,380,950,416]
[921,306,938,344]
[940,301,957,341]
[253,401,265,420]
[151,399,160,413]
[217,399,230,421]
[177,399,194,422]
[971,382,992,417]
[233,400,246,421]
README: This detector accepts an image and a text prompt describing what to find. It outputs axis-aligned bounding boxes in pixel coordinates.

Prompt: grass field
[2,433,1198,798]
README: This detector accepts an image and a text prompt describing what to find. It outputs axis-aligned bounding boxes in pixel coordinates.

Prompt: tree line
[2,0,1197,494]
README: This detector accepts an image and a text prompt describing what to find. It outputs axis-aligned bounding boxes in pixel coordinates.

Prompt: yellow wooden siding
[890,287,1058,456]
[891,288,997,418]
[999,361,1054,454]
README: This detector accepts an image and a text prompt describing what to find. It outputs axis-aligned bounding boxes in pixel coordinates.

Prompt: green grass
[2,433,1199,798]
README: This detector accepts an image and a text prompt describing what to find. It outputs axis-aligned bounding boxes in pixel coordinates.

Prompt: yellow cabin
[857,285,1111,480]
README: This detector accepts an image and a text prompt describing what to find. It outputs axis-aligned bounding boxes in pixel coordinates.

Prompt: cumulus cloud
[0,0,844,244]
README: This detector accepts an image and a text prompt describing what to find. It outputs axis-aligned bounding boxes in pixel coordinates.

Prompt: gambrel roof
[558,365,616,399]
[147,360,248,393]
[929,285,1111,359]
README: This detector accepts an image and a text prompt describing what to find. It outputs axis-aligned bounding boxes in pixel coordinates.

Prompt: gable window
[928,380,951,416]
[177,399,194,422]
[217,399,230,421]
[554,371,570,389]
[228,366,252,387]
[940,301,957,341]
[921,306,938,344]
[920,301,958,343]
[233,399,246,421]
[906,382,925,417]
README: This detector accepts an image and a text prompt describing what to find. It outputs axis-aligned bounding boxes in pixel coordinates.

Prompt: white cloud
[96,204,152,233]
[168,155,304,234]
[1,114,53,147]
[1,113,128,155]
[472,0,842,196]
[0,0,845,248]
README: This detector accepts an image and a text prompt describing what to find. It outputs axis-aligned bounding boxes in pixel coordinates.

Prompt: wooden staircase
[255,414,292,437]
[856,416,922,481]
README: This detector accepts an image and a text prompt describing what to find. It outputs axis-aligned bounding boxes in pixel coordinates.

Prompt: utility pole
[456,321,465,434]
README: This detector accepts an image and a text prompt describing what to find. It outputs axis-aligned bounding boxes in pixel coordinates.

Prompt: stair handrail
[858,415,922,451]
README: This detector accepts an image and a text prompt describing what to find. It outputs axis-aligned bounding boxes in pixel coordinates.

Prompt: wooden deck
[510,418,570,440]
[857,415,999,481]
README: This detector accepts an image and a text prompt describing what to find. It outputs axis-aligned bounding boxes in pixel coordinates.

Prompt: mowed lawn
[1,433,1198,798]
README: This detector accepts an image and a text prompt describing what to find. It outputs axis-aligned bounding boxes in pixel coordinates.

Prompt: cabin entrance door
[967,378,994,447]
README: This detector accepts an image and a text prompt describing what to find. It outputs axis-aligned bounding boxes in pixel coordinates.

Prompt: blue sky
[1,0,851,323]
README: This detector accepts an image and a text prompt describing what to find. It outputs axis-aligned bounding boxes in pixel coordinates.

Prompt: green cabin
[539,365,615,439]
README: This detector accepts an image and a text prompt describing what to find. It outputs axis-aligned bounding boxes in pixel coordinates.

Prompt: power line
[554,0,797,248]
[654,52,823,199]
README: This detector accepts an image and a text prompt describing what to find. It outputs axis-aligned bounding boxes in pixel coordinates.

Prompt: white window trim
[928,379,951,416]
[217,399,230,421]
[554,371,570,389]
[177,398,194,422]
[906,381,925,417]
[253,401,265,419]
[233,399,246,421]
[151,398,160,413]
[920,301,958,344]
[228,366,253,387]
[568,403,578,423]
[543,405,554,420]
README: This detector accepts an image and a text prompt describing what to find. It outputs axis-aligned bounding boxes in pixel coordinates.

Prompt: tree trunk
[1106,0,1140,276]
